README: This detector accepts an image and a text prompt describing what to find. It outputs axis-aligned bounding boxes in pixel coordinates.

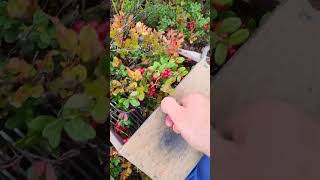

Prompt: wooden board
[119,60,210,180]
[213,0,320,179]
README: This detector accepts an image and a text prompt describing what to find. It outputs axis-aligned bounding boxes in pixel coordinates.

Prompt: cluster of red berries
[115,120,126,133]
[72,20,109,43]
[148,68,172,96]
[114,120,130,143]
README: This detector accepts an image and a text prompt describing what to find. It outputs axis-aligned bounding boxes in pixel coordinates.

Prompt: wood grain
[119,60,210,180]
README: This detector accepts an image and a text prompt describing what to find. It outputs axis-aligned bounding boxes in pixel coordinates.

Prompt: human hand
[161,93,210,156]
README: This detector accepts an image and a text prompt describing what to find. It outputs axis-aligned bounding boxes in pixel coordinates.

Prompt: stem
[111,0,119,15]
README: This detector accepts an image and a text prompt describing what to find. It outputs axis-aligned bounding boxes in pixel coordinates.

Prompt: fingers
[172,124,180,134]
[165,116,173,127]
[161,97,184,122]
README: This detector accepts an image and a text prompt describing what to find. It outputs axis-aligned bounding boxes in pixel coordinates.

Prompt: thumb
[161,97,184,122]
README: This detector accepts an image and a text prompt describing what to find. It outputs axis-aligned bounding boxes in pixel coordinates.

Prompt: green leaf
[129,99,140,107]
[15,132,42,149]
[4,30,18,43]
[130,91,138,97]
[153,72,160,78]
[37,39,50,49]
[159,64,166,71]
[160,57,167,64]
[91,98,107,123]
[64,119,96,142]
[217,17,241,34]
[166,61,176,68]
[260,12,272,26]
[181,70,188,76]
[0,1,7,15]
[177,75,182,82]
[28,115,56,132]
[42,120,64,148]
[214,43,228,66]
[213,0,233,6]
[40,32,51,45]
[212,8,218,20]
[210,32,219,49]
[123,99,130,109]
[176,57,184,63]
[218,11,237,20]
[178,67,186,72]
[33,10,49,26]
[64,94,93,110]
[247,18,257,33]
[153,62,160,68]
[5,107,33,129]
[228,29,250,46]
[119,98,126,104]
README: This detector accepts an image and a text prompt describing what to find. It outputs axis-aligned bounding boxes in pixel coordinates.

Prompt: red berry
[72,20,86,33]
[213,3,226,12]
[115,121,121,132]
[187,21,196,31]
[213,22,221,32]
[87,21,99,29]
[228,47,237,57]
[163,69,171,77]
[90,121,97,129]
[186,58,193,62]
[123,138,129,143]
[137,68,145,75]
[97,22,108,41]
[203,23,209,31]
[148,88,156,96]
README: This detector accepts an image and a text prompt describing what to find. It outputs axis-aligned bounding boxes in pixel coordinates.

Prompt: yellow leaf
[9,84,43,108]
[77,26,105,62]
[62,64,87,82]
[51,17,78,53]
[111,80,123,96]
[112,57,121,67]
[5,58,36,81]
[127,68,142,81]
[126,82,137,91]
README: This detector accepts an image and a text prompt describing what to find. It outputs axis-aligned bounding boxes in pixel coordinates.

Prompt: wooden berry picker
[110,11,210,180]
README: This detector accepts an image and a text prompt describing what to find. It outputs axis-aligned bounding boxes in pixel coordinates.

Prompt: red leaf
[32,161,46,177]
[45,163,57,180]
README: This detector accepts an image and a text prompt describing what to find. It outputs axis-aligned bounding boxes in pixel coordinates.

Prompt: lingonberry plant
[211,0,251,67]
[110,12,189,140]
[117,0,210,45]
[1,0,109,179]
[0,0,107,149]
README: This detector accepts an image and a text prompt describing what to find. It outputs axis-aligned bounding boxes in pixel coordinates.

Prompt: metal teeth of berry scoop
[110,102,146,137]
